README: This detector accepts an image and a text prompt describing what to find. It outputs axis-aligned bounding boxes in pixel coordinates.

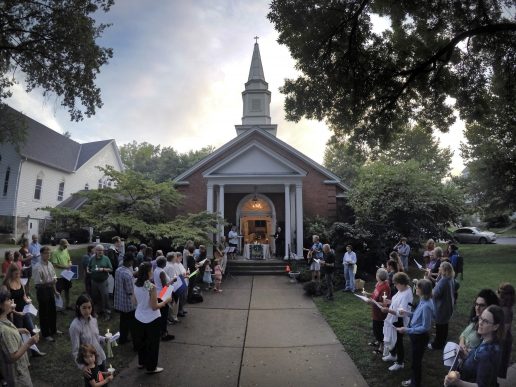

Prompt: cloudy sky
[7,0,464,173]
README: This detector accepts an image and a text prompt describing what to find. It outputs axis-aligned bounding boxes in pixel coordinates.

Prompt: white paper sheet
[160,286,173,300]
[21,278,28,286]
[23,304,38,316]
[61,270,74,281]
[413,259,424,270]
[55,294,64,310]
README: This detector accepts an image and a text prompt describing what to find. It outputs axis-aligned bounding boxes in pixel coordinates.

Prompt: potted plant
[286,245,300,283]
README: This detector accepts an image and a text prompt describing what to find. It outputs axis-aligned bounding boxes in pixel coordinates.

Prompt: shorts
[310,262,321,271]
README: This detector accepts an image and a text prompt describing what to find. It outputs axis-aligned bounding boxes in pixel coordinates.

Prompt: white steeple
[235,39,277,136]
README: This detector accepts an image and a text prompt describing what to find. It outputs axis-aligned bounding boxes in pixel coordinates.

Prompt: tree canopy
[46,166,221,245]
[268,0,516,149]
[324,124,453,185]
[119,141,215,182]
[348,160,464,242]
[0,0,113,144]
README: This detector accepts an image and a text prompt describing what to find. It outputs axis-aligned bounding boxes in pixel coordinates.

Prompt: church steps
[226,259,307,276]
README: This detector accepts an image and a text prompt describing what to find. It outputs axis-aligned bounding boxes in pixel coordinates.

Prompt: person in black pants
[186,245,200,303]
[133,262,172,374]
[321,244,335,300]
[32,246,59,341]
[397,279,434,387]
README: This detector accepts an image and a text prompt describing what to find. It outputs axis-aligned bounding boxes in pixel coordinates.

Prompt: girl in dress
[77,344,113,387]
[213,258,223,293]
[202,259,213,290]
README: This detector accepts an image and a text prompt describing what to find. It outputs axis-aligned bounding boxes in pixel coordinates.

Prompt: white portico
[203,138,306,258]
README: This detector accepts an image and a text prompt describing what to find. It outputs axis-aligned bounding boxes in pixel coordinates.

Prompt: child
[213,258,223,293]
[202,259,213,290]
[77,344,113,387]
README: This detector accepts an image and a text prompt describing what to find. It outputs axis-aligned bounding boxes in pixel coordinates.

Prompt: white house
[0,107,123,242]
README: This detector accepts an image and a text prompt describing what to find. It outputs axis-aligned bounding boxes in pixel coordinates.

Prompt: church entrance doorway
[236,193,276,258]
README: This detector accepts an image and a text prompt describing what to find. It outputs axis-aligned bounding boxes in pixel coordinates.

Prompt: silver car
[453,227,497,244]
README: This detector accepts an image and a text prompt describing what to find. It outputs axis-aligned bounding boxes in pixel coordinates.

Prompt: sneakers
[44,336,55,342]
[56,330,63,335]
[388,362,404,371]
[382,354,397,362]
[146,367,164,374]
[401,380,412,386]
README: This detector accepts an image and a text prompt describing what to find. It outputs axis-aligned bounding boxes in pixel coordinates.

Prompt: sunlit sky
[7,0,465,175]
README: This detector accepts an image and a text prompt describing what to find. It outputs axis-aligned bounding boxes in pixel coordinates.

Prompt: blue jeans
[344,264,355,291]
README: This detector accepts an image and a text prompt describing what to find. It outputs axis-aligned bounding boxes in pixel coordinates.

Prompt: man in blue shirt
[28,234,42,266]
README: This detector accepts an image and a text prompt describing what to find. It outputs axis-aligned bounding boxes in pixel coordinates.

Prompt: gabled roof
[174,128,349,190]
[3,106,121,173]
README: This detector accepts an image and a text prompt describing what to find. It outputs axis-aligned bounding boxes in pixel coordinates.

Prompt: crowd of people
[0,235,227,386]
[305,235,514,387]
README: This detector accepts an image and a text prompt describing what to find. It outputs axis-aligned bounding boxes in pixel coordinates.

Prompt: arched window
[3,167,10,196]
[57,180,65,201]
[34,172,44,200]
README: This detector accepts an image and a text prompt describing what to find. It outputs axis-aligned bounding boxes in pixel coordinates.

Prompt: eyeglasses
[474,303,487,308]
[478,317,493,325]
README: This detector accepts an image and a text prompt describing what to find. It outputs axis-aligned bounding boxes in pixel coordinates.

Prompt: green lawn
[314,244,516,387]
[26,248,135,386]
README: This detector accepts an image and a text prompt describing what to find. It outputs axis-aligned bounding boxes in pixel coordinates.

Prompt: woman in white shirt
[133,262,172,374]
[381,272,413,372]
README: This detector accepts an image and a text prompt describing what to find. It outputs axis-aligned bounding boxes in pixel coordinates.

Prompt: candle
[447,371,458,382]
[382,292,387,301]
[33,324,40,334]
[107,328,110,334]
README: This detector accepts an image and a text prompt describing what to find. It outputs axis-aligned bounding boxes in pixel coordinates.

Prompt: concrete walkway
[112,275,368,387]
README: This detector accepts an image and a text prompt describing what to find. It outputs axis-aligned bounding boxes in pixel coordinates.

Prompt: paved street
[496,237,516,245]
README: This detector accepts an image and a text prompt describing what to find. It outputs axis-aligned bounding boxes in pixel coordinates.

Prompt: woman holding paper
[2,264,36,339]
[365,268,390,354]
[133,262,172,374]
[429,262,455,350]
[0,287,39,387]
[153,257,175,341]
[443,305,504,387]
[69,294,107,371]
[396,279,434,387]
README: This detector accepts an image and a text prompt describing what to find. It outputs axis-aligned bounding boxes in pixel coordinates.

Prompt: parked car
[453,227,497,244]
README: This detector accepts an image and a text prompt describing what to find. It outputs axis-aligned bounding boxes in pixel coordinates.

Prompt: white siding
[15,141,122,220]
[0,143,22,216]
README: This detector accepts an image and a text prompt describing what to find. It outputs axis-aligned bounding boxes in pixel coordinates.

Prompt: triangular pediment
[203,141,306,177]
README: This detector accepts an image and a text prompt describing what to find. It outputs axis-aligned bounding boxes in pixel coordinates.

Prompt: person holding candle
[69,294,107,372]
[152,257,175,341]
[133,262,172,374]
[365,268,390,354]
[396,279,434,387]
[32,246,60,342]
[87,245,113,322]
[342,244,357,292]
[77,344,113,387]
[0,287,39,387]
[443,305,505,387]
[114,253,136,347]
[381,272,413,372]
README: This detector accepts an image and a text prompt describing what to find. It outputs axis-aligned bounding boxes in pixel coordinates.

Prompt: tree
[0,0,113,144]
[268,1,516,149]
[348,160,464,244]
[119,141,215,182]
[324,124,453,185]
[46,166,221,245]
[460,100,516,214]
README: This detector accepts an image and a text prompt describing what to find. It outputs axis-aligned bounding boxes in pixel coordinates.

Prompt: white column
[218,184,225,240]
[206,184,214,257]
[207,184,214,212]
[284,184,291,259]
[295,183,303,257]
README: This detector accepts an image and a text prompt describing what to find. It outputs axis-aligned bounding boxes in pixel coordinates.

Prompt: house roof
[4,106,120,173]
[174,127,349,191]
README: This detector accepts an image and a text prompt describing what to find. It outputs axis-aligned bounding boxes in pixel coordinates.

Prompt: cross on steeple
[254,36,259,43]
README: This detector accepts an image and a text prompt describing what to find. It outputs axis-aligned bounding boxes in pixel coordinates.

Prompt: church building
[173,43,348,258]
